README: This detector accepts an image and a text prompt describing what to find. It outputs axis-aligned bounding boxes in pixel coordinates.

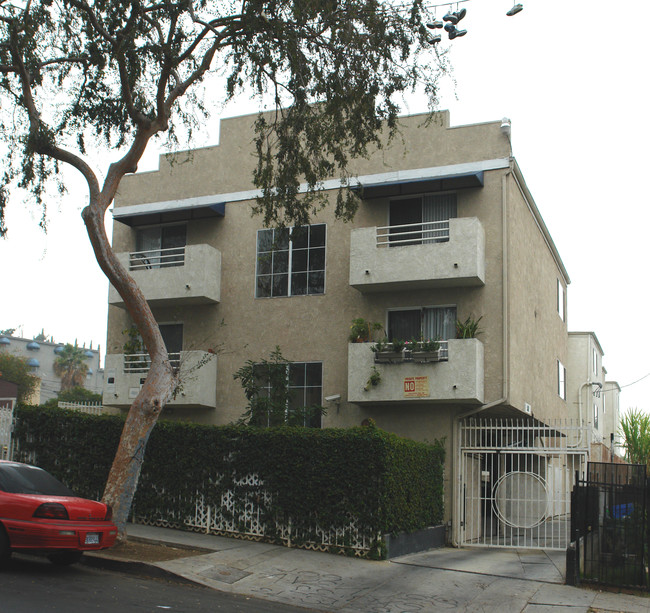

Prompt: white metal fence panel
[459,418,589,550]
[0,400,15,459]
[57,401,107,415]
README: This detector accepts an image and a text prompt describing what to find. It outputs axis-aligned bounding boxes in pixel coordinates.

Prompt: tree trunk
[103,359,174,539]
[81,162,177,540]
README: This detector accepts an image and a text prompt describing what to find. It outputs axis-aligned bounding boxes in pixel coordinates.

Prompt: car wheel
[47,551,84,566]
[0,527,11,568]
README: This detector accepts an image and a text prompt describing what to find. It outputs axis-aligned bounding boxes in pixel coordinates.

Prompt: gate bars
[459,418,589,549]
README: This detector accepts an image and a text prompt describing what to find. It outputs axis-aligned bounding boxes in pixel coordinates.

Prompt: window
[256,225,326,298]
[592,348,598,376]
[557,279,566,321]
[389,193,457,246]
[135,224,186,269]
[557,360,566,400]
[254,361,323,427]
[593,402,599,428]
[388,306,456,341]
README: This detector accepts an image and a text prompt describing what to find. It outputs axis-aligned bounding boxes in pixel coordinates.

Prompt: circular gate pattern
[492,471,549,529]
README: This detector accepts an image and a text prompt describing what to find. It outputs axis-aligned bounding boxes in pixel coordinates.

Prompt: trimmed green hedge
[13,406,444,558]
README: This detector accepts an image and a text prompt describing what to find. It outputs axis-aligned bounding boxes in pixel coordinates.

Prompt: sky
[1,0,649,410]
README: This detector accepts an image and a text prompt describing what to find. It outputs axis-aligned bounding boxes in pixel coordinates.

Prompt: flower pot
[374,351,404,364]
[412,350,440,363]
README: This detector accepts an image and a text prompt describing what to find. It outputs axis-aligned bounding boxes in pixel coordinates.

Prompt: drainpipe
[450,161,512,546]
[571,380,601,449]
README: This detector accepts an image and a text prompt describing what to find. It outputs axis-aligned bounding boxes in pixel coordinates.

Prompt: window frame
[255,224,327,298]
[254,360,323,428]
[557,359,566,400]
[386,305,457,341]
[557,279,566,322]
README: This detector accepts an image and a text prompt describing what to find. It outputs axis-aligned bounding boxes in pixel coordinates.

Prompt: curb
[82,550,205,587]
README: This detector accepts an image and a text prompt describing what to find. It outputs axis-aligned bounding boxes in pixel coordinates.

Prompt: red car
[0,460,117,566]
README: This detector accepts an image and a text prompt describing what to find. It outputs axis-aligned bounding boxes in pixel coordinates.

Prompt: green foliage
[619,409,650,467]
[53,343,89,391]
[364,367,382,392]
[13,406,445,559]
[0,352,39,403]
[0,0,448,230]
[349,318,384,343]
[456,316,483,339]
[233,347,325,427]
[43,386,102,409]
[13,406,124,500]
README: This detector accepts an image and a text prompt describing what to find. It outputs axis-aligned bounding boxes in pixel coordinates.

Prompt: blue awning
[114,201,225,227]
[356,170,484,200]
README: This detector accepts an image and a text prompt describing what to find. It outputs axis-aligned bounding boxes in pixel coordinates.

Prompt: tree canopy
[53,344,90,391]
[0,0,451,536]
[0,352,39,404]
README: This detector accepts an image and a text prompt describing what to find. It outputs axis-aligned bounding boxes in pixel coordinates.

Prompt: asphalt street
[1,553,314,613]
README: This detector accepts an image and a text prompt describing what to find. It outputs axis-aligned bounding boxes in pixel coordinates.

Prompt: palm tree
[53,344,89,392]
[619,409,650,468]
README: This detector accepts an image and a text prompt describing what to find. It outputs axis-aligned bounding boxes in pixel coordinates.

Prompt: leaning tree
[0,0,449,537]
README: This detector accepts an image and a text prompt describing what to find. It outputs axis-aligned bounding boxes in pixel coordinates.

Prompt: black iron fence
[570,462,649,589]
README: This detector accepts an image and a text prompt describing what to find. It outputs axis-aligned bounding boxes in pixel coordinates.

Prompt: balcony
[108,243,221,308]
[347,339,484,404]
[102,350,217,409]
[349,217,485,292]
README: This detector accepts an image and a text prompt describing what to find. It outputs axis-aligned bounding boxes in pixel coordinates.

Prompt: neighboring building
[103,110,621,549]
[567,332,622,462]
[0,335,103,404]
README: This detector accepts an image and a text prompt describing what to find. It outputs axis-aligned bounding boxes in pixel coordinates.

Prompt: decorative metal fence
[133,472,376,556]
[571,462,649,590]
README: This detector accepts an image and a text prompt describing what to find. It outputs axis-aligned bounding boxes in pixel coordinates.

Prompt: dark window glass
[0,464,76,496]
[255,224,326,298]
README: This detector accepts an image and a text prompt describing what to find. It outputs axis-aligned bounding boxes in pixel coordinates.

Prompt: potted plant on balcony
[412,337,441,363]
[456,315,483,338]
[349,318,383,343]
[372,338,406,363]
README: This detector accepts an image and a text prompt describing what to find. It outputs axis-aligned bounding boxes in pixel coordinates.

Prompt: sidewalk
[87,524,650,613]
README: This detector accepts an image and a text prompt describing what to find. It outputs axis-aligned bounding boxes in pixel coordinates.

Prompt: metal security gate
[459,418,589,550]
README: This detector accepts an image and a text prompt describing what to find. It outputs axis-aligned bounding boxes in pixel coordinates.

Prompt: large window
[256,224,326,298]
[389,193,457,245]
[387,306,456,341]
[135,224,186,269]
[254,361,323,427]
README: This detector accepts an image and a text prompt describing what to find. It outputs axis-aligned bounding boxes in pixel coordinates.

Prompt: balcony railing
[129,246,185,270]
[373,341,449,364]
[376,220,450,247]
[108,243,221,307]
[123,352,181,373]
[103,350,218,409]
[349,217,485,291]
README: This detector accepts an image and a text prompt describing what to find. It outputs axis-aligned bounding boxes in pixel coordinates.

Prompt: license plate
[85,533,100,545]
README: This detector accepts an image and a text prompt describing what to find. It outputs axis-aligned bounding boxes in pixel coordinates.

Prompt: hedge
[12,406,444,558]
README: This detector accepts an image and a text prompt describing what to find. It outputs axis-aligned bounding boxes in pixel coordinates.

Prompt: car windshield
[0,464,77,496]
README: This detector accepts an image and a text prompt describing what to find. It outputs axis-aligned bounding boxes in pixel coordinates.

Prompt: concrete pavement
[89,524,650,612]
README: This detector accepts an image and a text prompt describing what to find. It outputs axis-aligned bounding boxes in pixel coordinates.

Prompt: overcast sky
[2,0,649,410]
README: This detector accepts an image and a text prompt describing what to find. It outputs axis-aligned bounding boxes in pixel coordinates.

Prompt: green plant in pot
[349,318,383,343]
[456,316,483,339]
[373,337,406,363]
[364,366,382,392]
[412,336,441,363]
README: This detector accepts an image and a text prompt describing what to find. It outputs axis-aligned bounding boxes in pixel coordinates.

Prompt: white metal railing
[58,401,106,416]
[129,246,185,270]
[376,220,450,247]
[123,352,181,373]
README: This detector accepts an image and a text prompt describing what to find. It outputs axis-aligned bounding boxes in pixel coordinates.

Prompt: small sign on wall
[404,376,429,398]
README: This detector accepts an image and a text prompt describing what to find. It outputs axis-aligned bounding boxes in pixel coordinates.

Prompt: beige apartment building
[104,110,620,548]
